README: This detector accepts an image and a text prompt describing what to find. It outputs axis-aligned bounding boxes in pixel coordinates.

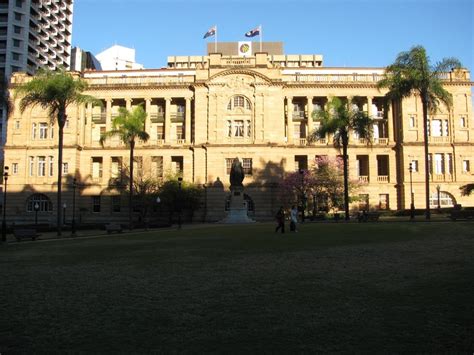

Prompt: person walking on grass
[290,205,298,232]
[275,206,285,234]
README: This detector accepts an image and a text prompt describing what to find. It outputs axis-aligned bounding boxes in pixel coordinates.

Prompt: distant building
[0,0,73,155]
[70,47,101,71]
[95,45,143,71]
[5,42,474,225]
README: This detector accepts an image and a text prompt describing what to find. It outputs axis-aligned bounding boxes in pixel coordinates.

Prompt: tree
[158,177,202,224]
[15,69,99,236]
[100,105,150,229]
[311,96,372,220]
[377,46,461,219]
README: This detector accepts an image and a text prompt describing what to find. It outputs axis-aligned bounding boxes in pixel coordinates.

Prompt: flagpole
[260,25,262,52]
[215,25,217,53]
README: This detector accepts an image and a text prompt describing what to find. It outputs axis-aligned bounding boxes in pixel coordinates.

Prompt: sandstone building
[4,43,473,224]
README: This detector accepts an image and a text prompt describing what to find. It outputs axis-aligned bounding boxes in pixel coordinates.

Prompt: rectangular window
[32,123,36,139]
[446,154,453,175]
[462,160,470,173]
[242,158,252,175]
[225,158,233,175]
[12,163,18,175]
[38,156,46,176]
[48,156,53,176]
[294,155,308,171]
[14,120,20,129]
[92,196,101,213]
[151,156,163,178]
[434,153,444,174]
[358,194,369,210]
[133,156,143,176]
[15,0,23,8]
[233,120,244,137]
[176,124,183,140]
[171,156,183,175]
[111,196,121,213]
[14,12,22,21]
[156,124,164,140]
[431,119,442,137]
[409,116,416,128]
[13,39,21,48]
[62,162,68,174]
[29,156,34,176]
[65,119,69,129]
[379,194,389,210]
[110,157,122,180]
[460,116,466,128]
[92,157,103,179]
[411,160,419,173]
[39,122,48,139]
[12,52,21,61]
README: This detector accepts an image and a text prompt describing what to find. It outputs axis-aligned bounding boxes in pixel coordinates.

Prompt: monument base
[219,186,255,224]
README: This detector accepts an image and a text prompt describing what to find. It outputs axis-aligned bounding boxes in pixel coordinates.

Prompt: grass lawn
[0,222,473,353]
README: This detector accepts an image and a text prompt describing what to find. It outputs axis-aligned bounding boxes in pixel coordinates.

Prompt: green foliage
[100,105,150,147]
[15,68,100,127]
[158,178,202,221]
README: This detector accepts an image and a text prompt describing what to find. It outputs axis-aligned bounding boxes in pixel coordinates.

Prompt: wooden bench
[449,210,474,221]
[357,211,380,222]
[13,229,40,241]
[105,224,123,234]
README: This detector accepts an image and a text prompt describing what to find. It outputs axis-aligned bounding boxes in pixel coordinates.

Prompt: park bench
[105,223,123,234]
[449,209,474,221]
[13,229,40,241]
[357,211,380,222]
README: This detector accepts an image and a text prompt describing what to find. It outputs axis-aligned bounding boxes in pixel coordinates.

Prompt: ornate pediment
[208,69,272,88]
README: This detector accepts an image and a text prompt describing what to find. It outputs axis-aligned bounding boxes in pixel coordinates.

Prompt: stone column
[164,98,171,144]
[145,98,152,141]
[103,99,112,139]
[367,96,373,117]
[185,97,191,143]
[287,96,294,144]
[125,98,132,110]
[306,96,313,139]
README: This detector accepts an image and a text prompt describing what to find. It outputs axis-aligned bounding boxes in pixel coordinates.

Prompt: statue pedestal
[219,186,255,224]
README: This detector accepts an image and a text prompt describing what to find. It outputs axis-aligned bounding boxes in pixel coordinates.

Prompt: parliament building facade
[4,42,473,224]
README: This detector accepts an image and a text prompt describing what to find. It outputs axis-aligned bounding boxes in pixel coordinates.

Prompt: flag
[203,26,216,39]
[245,26,261,38]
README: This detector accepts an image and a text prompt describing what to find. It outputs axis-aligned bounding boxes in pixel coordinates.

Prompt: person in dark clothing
[275,206,285,233]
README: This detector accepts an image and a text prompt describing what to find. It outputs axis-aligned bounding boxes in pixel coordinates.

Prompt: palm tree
[377,46,461,219]
[100,105,149,229]
[311,97,373,220]
[15,69,99,236]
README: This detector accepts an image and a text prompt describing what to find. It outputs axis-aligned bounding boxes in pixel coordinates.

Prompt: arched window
[227,95,251,111]
[429,191,455,208]
[26,193,53,212]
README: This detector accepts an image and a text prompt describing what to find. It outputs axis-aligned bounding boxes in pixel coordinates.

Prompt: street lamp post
[436,185,441,211]
[63,203,67,226]
[1,166,9,242]
[71,178,76,237]
[177,177,183,229]
[34,202,40,227]
[409,163,415,220]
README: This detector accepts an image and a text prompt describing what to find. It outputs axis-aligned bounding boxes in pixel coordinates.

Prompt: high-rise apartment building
[0,0,73,148]
[95,45,143,71]
[5,43,473,224]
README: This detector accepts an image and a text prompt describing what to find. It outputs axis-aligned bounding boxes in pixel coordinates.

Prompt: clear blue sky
[73,0,473,71]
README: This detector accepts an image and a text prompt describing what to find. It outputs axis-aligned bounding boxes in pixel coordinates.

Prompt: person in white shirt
[290,205,298,232]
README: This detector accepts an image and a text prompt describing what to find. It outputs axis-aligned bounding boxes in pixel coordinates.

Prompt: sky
[72,0,473,71]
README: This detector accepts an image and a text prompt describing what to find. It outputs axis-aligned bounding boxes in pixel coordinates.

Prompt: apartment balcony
[170,112,184,122]
[377,175,389,183]
[429,136,450,143]
[374,137,389,145]
[149,112,164,123]
[176,138,185,145]
[292,111,306,121]
[358,175,369,183]
[297,138,307,146]
[92,113,106,123]
[431,173,453,182]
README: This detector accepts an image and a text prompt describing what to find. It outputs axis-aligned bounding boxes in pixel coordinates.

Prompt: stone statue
[230,158,244,188]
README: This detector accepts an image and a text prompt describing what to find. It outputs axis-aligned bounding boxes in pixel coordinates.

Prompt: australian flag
[203,26,216,39]
[245,26,261,37]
